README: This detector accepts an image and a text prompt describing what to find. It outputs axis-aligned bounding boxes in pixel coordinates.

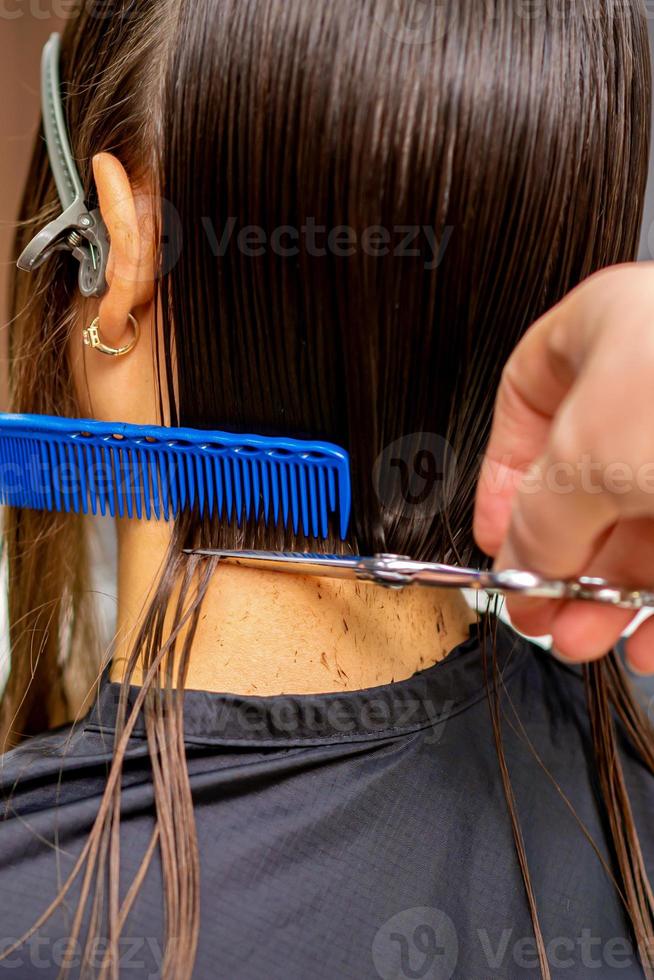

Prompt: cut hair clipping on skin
[16,33,109,298]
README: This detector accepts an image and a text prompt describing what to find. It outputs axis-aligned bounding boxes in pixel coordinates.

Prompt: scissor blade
[184,550,654,610]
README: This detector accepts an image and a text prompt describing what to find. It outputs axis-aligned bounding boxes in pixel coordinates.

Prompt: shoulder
[501,631,654,811]
[0,719,113,820]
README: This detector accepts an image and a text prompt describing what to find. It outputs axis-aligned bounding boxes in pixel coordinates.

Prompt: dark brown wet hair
[2,1,653,977]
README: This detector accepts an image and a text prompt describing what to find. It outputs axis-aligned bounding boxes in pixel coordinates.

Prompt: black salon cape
[1,618,653,979]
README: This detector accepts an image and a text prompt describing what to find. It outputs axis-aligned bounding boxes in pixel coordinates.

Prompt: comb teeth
[0,414,352,541]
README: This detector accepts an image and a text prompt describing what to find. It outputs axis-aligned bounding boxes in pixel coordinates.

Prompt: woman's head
[12,0,651,568]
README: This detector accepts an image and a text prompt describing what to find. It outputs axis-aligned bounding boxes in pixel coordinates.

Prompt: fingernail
[550,645,580,666]
[623,654,654,679]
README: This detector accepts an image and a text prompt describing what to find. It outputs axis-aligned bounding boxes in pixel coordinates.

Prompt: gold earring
[83,313,140,357]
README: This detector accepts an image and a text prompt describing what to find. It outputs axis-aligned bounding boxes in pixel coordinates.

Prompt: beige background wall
[0,13,65,686]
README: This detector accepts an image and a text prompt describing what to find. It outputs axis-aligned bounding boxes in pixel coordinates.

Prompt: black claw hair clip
[16,32,109,298]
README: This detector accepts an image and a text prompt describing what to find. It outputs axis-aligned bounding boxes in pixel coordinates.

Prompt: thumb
[473,302,577,558]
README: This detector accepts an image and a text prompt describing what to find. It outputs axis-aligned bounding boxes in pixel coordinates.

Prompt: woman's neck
[110,519,476,694]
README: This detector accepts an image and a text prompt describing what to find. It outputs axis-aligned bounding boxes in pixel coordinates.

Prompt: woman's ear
[92,152,157,348]
[70,153,163,427]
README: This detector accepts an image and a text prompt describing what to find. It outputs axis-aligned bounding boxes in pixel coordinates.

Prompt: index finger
[473,302,578,557]
[473,264,653,560]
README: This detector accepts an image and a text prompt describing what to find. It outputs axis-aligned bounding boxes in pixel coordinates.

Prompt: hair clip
[16,33,109,298]
[184,550,654,611]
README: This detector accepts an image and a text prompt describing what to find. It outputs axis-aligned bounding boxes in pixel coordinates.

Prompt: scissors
[184,550,654,611]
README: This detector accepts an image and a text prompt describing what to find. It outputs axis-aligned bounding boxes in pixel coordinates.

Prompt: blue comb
[0,414,351,540]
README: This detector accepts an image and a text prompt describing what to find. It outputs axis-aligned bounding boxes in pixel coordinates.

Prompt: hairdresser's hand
[474,263,654,671]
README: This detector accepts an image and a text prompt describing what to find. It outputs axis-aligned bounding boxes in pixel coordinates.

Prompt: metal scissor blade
[184,549,654,611]
[185,550,382,582]
[182,551,506,593]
